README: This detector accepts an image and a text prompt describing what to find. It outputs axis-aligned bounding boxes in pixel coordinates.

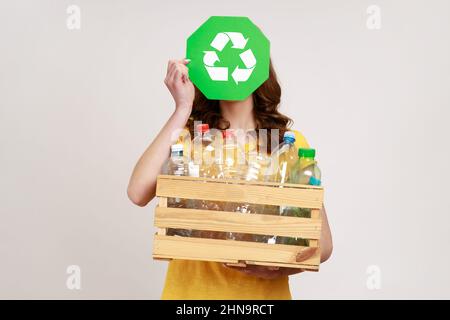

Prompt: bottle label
[171,150,183,157]
[188,162,200,177]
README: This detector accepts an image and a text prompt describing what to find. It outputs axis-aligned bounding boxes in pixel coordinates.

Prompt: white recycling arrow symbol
[203,32,256,84]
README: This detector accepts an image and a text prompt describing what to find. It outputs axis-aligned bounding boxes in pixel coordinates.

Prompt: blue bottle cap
[309,176,321,186]
[283,131,296,144]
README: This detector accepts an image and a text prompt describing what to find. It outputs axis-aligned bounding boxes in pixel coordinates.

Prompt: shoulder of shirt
[291,129,310,149]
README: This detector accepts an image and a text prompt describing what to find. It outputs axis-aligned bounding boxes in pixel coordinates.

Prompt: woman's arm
[225,205,333,279]
[127,59,194,207]
[275,205,333,277]
[318,206,333,262]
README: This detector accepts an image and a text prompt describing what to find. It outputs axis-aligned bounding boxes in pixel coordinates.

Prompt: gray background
[1,0,449,299]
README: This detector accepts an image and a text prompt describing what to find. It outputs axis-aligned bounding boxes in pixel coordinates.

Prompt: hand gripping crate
[152,175,324,270]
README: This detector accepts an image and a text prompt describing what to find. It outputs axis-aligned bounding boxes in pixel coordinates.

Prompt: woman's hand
[164,59,195,114]
[224,247,318,280]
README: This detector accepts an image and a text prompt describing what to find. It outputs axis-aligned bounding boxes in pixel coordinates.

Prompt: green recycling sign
[186,16,270,101]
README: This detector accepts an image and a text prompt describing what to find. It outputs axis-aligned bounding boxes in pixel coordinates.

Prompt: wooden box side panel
[154,206,322,239]
[153,235,320,270]
[153,175,324,270]
[156,175,324,209]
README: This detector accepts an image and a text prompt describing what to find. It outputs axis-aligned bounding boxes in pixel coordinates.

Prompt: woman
[128,59,333,299]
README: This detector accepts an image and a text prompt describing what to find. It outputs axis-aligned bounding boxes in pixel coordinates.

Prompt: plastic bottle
[261,132,298,220]
[176,128,192,163]
[192,124,225,179]
[249,132,297,243]
[277,148,322,245]
[221,130,245,180]
[192,124,214,169]
[165,144,190,237]
[188,124,225,239]
[291,148,321,187]
[167,144,187,178]
[225,153,269,242]
[270,131,298,185]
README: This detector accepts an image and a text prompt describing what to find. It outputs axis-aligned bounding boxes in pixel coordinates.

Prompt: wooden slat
[153,235,320,268]
[155,206,322,239]
[311,209,320,219]
[157,174,323,189]
[159,197,168,207]
[156,176,324,209]
[157,197,168,236]
[153,256,319,270]
[153,256,171,262]
[153,255,239,264]
[309,209,321,248]
[225,262,247,267]
[246,260,319,271]
[157,228,167,236]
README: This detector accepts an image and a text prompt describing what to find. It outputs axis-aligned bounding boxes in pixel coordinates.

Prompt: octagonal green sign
[186,16,270,101]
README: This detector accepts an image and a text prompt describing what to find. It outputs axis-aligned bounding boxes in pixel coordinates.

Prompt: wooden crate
[152,175,324,271]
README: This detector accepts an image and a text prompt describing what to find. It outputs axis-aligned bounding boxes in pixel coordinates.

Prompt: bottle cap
[283,131,296,144]
[171,144,184,153]
[222,129,235,139]
[298,148,316,158]
[309,176,321,186]
[196,123,210,133]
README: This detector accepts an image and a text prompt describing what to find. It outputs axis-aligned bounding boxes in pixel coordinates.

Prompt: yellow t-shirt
[161,130,309,300]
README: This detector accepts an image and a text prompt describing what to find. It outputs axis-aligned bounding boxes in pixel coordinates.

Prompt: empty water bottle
[165,144,190,237]
[278,148,322,245]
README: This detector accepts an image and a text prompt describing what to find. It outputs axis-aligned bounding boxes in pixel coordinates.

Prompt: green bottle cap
[298,148,316,158]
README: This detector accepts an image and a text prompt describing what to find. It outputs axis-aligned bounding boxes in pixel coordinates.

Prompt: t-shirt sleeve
[292,129,310,150]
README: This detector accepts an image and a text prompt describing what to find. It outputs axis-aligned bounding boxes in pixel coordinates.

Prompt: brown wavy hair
[186,60,293,151]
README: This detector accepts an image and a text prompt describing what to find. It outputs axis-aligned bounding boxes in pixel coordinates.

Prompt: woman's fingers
[166,59,190,85]
[177,62,189,74]
[174,66,189,85]
[180,65,190,83]
[181,73,188,84]
[223,263,282,279]
[169,69,179,85]
[165,60,176,85]
[168,60,177,74]
[266,266,280,271]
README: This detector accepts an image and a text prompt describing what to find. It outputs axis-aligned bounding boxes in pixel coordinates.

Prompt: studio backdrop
[1,0,449,299]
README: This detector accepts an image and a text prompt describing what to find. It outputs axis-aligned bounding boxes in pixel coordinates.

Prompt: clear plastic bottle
[192,124,213,167]
[221,130,245,180]
[225,153,269,242]
[166,144,187,178]
[277,148,322,246]
[188,124,225,239]
[290,148,321,187]
[262,132,298,223]
[190,124,223,179]
[253,131,298,244]
[165,144,190,237]
[177,128,192,163]
[270,131,298,185]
